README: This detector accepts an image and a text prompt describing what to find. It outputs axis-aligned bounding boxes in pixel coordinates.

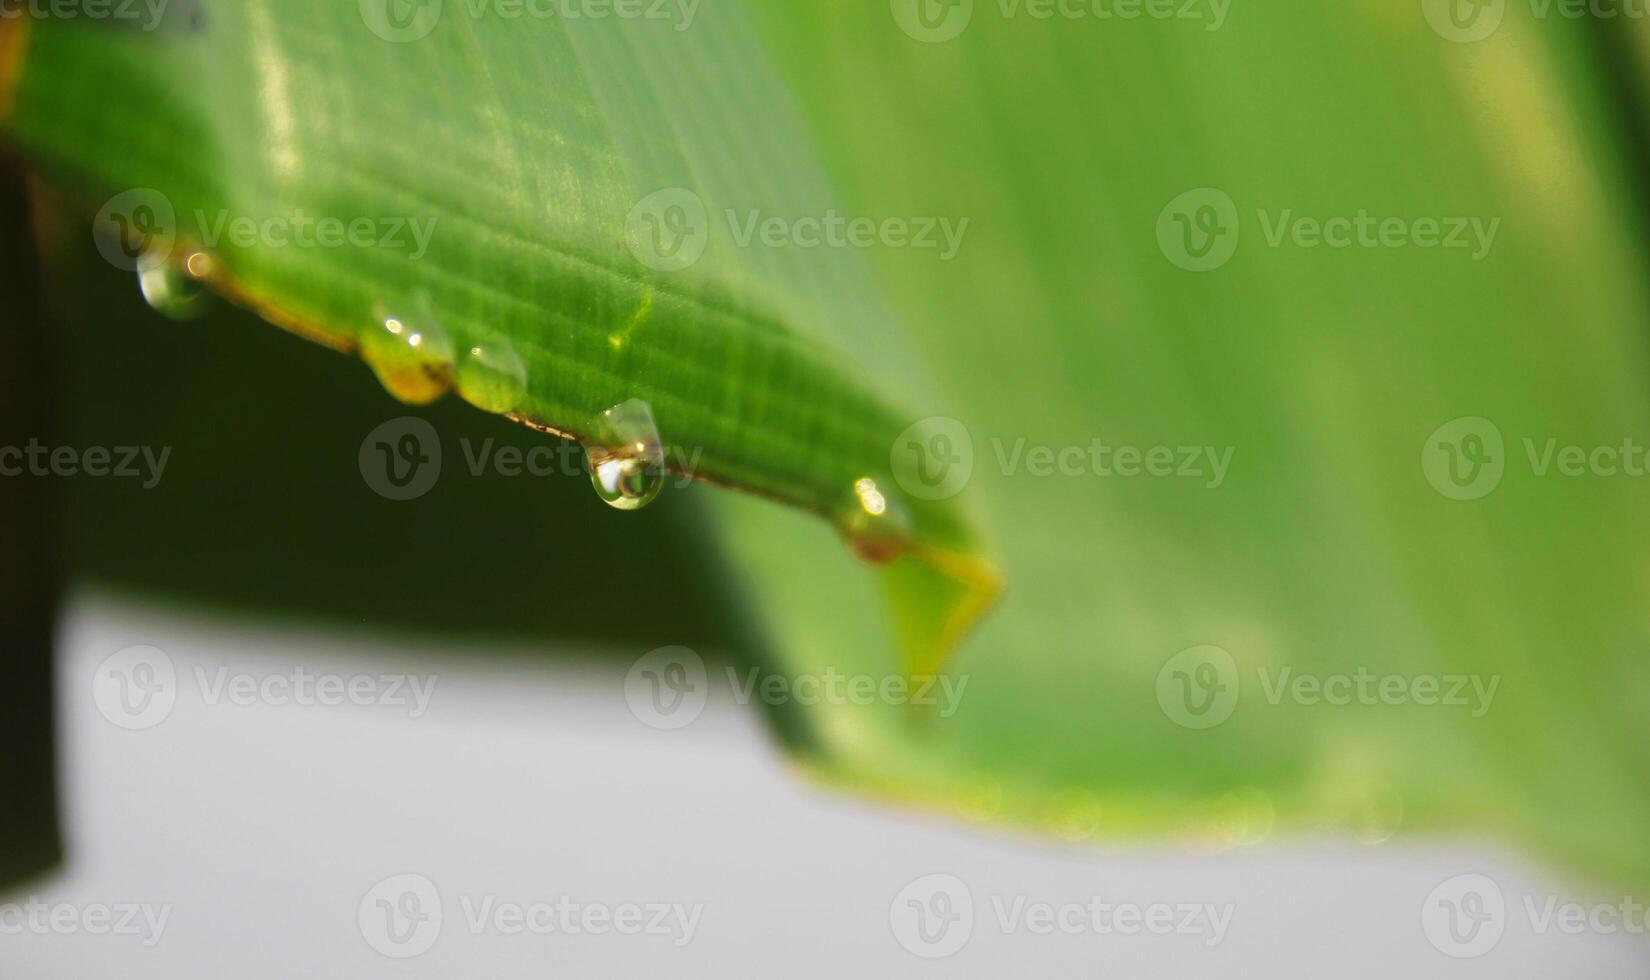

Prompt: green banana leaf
[4,0,1650,896]
[0,0,1001,686]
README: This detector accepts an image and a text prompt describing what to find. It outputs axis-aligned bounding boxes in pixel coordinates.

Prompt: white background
[3,593,1645,978]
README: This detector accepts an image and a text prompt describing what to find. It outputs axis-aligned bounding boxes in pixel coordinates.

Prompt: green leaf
[11,0,1650,897]
[0,3,1001,680]
[714,3,1650,889]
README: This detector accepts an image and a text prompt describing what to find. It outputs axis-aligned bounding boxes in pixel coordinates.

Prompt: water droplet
[836,477,911,564]
[1206,787,1275,848]
[455,338,527,414]
[952,775,1003,821]
[1354,787,1403,845]
[1043,787,1102,841]
[586,398,665,511]
[361,300,454,405]
[137,249,214,321]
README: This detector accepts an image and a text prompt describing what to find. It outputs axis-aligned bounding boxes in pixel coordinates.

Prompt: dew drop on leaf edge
[586,398,666,511]
[836,476,910,565]
[455,337,528,414]
[137,249,214,321]
[362,300,455,405]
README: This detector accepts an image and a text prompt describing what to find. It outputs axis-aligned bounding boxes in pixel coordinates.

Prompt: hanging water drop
[361,300,455,405]
[1354,787,1403,845]
[1206,787,1275,849]
[137,249,214,321]
[836,477,911,564]
[455,338,527,414]
[952,774,1003,821]
[585,398,666,511]
[1043,788,1103,842]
